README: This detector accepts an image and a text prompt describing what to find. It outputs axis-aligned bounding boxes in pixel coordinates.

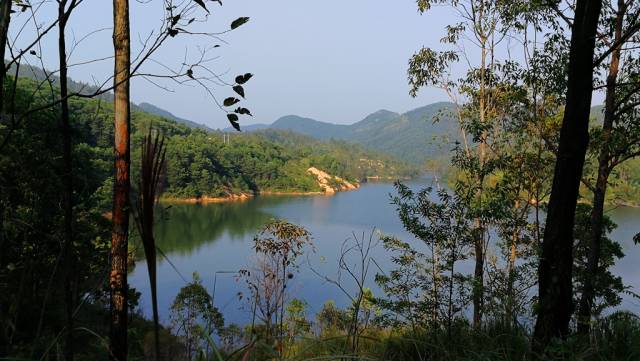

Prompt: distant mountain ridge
[270,115,349,139]
[241,102,607,165]
[227,102,458,164]
[10,63,608,167]
[137,102,211,130]
[7,62,211,130]
[8,62,454,164]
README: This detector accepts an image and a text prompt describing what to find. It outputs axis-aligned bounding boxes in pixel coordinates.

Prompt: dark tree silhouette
[57,1,81,360]
[0,0,12,116]
[533,0,604,349]
[577,0,640,333]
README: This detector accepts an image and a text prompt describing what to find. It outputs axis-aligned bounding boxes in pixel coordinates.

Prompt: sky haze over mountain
[9,0,455,128]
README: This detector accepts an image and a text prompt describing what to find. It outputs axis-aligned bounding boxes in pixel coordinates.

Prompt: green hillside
[349,102,457,164]
[5,76,418,204]
[240,102,458,165]
[6,62,212,131]
[136,102,211,131]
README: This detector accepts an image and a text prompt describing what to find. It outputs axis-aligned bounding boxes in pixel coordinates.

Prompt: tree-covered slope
[348,102,457,164]
[6,77,417,201]
[6,62,212,131]
[234,102,458,165]
[136,102,211,131]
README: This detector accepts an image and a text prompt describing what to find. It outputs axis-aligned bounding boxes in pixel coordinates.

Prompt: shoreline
[160,193,253,204]
[159,184,640,208]
[160,188,352,204]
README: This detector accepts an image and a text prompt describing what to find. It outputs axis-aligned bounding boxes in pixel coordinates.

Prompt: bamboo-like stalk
[133,128,167,361]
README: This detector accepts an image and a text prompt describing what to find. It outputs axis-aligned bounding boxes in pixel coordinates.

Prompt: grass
[218,312,640,361]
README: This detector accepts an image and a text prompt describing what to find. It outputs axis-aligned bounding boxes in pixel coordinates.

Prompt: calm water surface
[129,180,640,325]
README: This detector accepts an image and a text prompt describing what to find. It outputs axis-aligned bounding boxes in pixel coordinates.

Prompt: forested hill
[228,102,458,165]
[6,62,212,130]
[10,62,455,166]
[136,102,212,131]
[235,103,614,169]
[6,76,417,203]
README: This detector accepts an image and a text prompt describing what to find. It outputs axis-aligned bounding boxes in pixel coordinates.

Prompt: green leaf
[230,17,250,30]
[223,97,240,107]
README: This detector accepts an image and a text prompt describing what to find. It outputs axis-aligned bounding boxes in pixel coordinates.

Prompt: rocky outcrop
[307,167,359,194]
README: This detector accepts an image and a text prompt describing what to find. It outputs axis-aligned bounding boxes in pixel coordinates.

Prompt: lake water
[129,179,640,326]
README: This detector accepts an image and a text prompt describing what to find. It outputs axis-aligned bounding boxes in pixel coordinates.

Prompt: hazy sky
[8,0,466,128]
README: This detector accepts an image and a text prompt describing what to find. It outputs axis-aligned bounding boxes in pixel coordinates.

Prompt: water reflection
[129,182,640,326]
[609,206,640,312]
[154,196,297,257]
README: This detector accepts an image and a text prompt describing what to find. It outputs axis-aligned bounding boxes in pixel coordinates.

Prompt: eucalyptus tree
[56,1,82,359]
[109,1,253,358]
[170,273,224,361]
[577,0,640,333]
[480,63,559,326]
[377,183,473,335]
[573,204,625,321]
[0,0,12,113]
[490,0,639,339]
[0,0,253,356]
[109,0,131,358]
[409,0,518,328]
[533,0,604,348]
[407,0,568,329]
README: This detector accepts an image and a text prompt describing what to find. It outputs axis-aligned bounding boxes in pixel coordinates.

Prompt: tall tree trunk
[0,0,11,116]
[472,19,488,330]
[533,0,603,349]
[472,225,484,327]
[110,0,131,359]
[58,1,75,360]
[576,0,625,334]
[0,1,10,353]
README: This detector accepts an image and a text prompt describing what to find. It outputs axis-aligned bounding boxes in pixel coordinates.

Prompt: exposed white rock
[307,167,359,194]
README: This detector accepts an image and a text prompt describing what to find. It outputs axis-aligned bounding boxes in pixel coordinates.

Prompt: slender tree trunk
[58,1,76,360]
[472,19,489,328]
[533,0,603,349]
[447,252,455,337]
[577,0,624,334]
[0,1,10,355]
[432,243,439,326]
[110,0,131,359]
[472,225,484,328]
[506,228,518,326]
[0,0,11,115]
